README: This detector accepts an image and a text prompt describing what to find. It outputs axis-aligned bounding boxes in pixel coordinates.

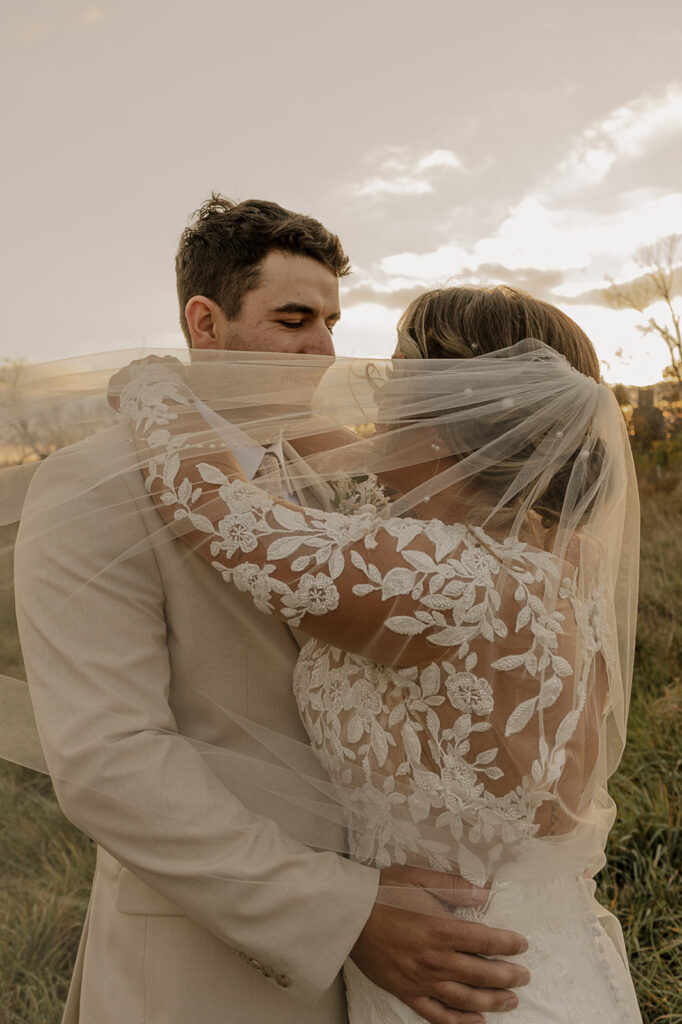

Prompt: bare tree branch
[604,235,682,383]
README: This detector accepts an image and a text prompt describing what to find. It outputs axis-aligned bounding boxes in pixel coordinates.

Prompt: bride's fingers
[107,355,185,411]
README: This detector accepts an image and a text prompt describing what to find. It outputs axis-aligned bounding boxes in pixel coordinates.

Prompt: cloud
[354,176,433,198]
[371,189,682,291]
[416,150,462,172]
[551,284,613,305]
[341,283,427,310]
[344,263,565,310]
[547,85,682,193]
[350,147,462,199]
[556,261,682,309]
[479,190,682,272]
[461,264,565,295]
[341,182,682,348]
[0,1,111,49]
[379,242,470,278]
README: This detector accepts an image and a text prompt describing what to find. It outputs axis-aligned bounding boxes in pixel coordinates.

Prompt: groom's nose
[300,322,336,356]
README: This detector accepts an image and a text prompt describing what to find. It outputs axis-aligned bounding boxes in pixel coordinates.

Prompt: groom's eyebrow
[272,302,341,322]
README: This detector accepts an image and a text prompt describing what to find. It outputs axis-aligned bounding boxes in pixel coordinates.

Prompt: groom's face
[191,251,340,355]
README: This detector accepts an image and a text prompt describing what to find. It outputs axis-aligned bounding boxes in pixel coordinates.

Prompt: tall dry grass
[597,488,682,1022]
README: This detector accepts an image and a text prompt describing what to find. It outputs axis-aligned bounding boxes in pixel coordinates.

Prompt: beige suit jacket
[15,423,379,1024]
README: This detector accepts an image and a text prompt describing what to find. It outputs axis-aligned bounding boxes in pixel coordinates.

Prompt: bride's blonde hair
[396,285,600,382]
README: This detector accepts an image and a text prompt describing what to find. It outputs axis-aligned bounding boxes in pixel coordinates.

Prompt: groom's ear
[185,296,227,350]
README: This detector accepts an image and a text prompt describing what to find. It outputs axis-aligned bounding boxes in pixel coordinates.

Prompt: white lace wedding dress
[121,372,642,1024]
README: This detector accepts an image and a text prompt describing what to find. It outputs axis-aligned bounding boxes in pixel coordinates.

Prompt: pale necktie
[253,450,287,499]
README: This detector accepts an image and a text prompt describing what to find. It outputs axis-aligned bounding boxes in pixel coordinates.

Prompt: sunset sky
[2,0,681,383]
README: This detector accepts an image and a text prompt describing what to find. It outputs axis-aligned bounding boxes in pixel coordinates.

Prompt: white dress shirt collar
[192,396,295,498]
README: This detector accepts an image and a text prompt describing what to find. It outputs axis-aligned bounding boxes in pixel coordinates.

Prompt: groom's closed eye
[272,302,339,333]
[278,321,336,335]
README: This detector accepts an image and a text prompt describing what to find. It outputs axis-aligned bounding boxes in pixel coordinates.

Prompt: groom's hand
[350,865,530,1024]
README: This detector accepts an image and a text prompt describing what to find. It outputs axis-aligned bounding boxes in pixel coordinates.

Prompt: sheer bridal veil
[0,342,639,890]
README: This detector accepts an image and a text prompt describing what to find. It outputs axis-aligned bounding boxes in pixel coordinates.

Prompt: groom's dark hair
[175,193,351,345]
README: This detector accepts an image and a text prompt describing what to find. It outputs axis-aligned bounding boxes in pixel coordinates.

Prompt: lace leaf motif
[126,371,613,878]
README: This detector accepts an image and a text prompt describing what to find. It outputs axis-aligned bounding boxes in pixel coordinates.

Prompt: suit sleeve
[14,442,379,1004]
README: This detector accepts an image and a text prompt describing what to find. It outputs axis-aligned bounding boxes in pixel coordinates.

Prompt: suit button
[261,966,276,981]
[275,973,291,988]
[246,958,262,972]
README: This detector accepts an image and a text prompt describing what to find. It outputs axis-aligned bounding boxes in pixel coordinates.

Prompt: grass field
[0,491,680,1024]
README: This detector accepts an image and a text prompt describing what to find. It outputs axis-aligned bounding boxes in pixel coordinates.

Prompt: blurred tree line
[0,360,117,470]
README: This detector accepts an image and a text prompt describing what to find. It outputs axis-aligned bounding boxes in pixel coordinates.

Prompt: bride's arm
[115,366,464,666]
[145,448,449,667]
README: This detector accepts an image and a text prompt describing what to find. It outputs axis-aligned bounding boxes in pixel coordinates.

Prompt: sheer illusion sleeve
[113,365,489,666]
[123,372,607,677]
[146,448,477,668]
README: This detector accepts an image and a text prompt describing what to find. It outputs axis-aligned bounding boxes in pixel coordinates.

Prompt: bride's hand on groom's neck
[351,864,530,1024]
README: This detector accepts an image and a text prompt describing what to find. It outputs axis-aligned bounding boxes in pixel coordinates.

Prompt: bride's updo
[396,285,600,382]
[394,286,604,528]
